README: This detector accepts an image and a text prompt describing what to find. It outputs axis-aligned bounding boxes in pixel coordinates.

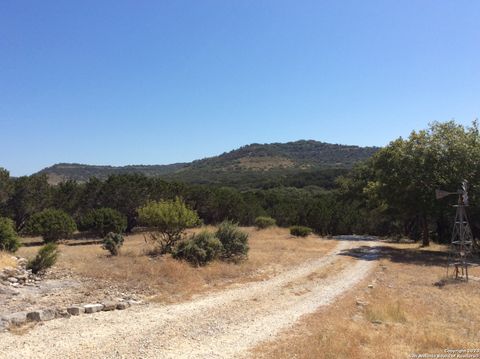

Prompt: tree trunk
[422,213,430,247]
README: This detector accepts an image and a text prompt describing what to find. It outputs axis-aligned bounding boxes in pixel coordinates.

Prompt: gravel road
[0,239,376,359]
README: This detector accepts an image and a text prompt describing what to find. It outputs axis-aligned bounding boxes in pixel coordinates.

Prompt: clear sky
[1,1,479,176]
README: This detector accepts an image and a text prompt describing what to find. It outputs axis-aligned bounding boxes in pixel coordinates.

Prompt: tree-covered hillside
[38,140,379,187]
[2,121,480,247]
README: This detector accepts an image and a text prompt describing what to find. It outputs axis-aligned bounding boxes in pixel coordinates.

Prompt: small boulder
[67,306,85,316]
[27,309,56,322]
[102,301,117,311]
[84,304,104,314]
[5,312,27,326]
[55,309,72,319]
[116,302,130,310]
[0,319,8,332]
[7,277,18,284]
[127,299,142,306]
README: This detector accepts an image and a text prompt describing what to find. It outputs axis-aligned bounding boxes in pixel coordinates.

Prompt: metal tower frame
[445,182,474,281]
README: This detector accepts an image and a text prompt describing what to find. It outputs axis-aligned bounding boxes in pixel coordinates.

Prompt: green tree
[208,187,247,224]
[369,121,480,246]
[102,232,124,256]
[138,198,200,254]
[0,168,13,216]
[7,174,51,229]
[27,243,59,274]
[51,180,82,218]
[79,208,127,237]
[24,209,77,242]
[98,174,152,232]
[0,217,21,252]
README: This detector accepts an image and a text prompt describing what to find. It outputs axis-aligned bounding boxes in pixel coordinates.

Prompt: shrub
[138,198,200,255]
[215,221,249,262]
[290,225,312,237]
[27,243,59,274]
[173,230,222,266]
[0,217,21,252]
[254,216,276,229]
[102,232,124,256]
[79,208,127,237]
[24,209,76,242]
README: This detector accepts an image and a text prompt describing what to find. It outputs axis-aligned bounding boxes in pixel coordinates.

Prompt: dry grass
[365,300,407,324]
[254,242,480,359]
[0,252,17,269]
[238,156,294,170]
[17,226,336,303]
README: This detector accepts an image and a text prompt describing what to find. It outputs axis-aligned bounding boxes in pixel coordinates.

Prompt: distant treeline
[0,170,357,235]
[1,121,480,246]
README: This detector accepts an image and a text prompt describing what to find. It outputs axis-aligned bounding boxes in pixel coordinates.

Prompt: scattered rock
[102,301,117,311]
[0,319,8,332]
[0,284,18,295]
[0,257,43,288]
[116,302,130,310]
[27,309,56,322]
[5,312,27,326]
[17,258,28,267]
[84,304,104,314]
[67,306,85,316]
[55,309,71,319]
[127,299,142,306]
[356,300,368,307]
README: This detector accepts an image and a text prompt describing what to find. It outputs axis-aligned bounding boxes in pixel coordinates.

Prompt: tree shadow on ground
[20,235,103,248]
[20,239,44,247]
[330,235,380,242]
[337,245,474,267]
[65,239,103,247]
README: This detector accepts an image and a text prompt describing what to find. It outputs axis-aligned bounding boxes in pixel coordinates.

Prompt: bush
[173,230,222,266]
[290,225,312,237]
[79,208,127,237]
[102,232,124,256]
[254,216,276,229]
[0,217,21,252]
[215,221,249,262]
[138,198,200,254]
[24,209,77,242]
[27,243,59,274]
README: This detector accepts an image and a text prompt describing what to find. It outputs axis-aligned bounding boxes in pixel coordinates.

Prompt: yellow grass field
[253,242,480,359]
[17,226,336,303]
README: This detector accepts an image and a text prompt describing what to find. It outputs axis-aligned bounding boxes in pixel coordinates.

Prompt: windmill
[436,180,474,281]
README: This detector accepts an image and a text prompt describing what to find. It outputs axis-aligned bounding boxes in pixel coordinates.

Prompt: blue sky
[1,1,479,176]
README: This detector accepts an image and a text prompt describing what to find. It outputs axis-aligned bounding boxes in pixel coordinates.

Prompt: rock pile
[0,300,140,331]
[0,256,42,288]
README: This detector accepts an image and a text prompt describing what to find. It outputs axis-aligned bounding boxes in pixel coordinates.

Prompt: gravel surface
[0,239,376,359]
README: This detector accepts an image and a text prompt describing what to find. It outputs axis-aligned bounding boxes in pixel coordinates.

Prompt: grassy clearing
[0,252,17,270]
[365,300,407,324]
[17,226,336,303]
[253,242,480,359]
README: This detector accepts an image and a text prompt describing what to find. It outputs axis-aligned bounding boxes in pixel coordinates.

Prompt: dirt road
[0,239,376,359]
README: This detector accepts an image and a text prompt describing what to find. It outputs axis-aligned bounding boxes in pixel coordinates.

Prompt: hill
[38,140,379,187]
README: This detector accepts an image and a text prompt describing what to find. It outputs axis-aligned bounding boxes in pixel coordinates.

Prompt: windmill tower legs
[446,200,473,281]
